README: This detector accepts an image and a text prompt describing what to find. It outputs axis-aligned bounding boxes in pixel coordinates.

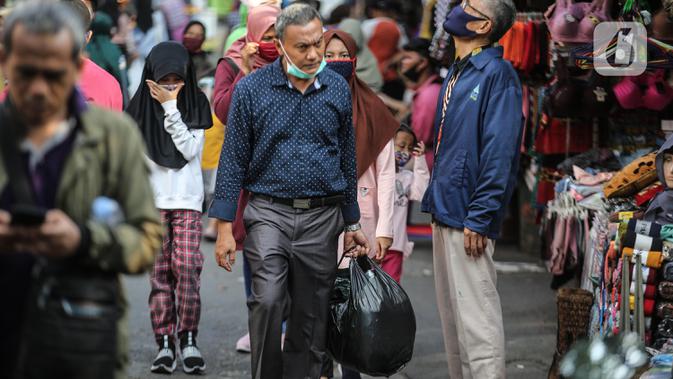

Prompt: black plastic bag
[327,256,416,376]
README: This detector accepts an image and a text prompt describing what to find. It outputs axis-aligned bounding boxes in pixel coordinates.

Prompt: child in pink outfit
[381,125,430,282]
[337,140,396,268]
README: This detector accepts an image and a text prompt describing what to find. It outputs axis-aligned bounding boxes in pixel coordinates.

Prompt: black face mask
[402,62,423,83]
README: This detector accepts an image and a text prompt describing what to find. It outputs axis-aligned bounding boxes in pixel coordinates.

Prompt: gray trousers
[432,225,506,379]
[243,196,343,379]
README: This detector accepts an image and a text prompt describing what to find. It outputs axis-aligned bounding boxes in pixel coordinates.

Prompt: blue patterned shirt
[209,59,360,223]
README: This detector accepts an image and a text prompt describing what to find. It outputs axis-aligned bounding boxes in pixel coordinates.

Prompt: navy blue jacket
[422,46,523,240]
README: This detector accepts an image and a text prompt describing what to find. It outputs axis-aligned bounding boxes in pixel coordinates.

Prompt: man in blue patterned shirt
[209,4,370,379]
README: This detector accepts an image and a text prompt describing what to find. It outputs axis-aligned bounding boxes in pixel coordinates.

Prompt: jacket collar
[468,45,504,71]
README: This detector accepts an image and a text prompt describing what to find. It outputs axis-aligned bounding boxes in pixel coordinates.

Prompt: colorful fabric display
[634,182,664,206]
[609,211,645,223]
[629,295,656,316]
[657,302,673,318]
[622,231,665,268]
[630,282,657,299]
[664,262,673,280]
[627,219,663,238]
[622,231,664,251]
[659,281,673,300]
[623,248,664,268]
[662,225,673,243]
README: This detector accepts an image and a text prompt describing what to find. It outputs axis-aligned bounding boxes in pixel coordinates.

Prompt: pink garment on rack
[566,217,579,269]
[550,216,568,275]
[573,166,614,186]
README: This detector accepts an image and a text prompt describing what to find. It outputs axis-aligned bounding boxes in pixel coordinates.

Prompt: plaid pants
[149,209,204,341]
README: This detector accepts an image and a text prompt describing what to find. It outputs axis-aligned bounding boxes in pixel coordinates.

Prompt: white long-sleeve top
[390,155,430,257]
[147,100,205,212]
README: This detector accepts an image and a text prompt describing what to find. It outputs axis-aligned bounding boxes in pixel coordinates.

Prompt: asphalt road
[124,239,557,379]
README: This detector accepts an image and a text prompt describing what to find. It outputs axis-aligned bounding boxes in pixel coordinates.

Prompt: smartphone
[10,204,47,226]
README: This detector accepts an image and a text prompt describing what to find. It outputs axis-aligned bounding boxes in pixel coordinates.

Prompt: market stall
[492,0,673,376]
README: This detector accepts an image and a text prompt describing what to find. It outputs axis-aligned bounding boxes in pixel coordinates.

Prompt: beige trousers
[432,224,506,379]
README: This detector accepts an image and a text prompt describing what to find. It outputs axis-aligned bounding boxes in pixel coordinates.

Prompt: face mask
[161,84,178,91]
[182,36,204,54]
[279,41,326,80]
[258,41,280,61]
[443,3,488,38]
[326,59,355,81]
[402,63,422,83]
[395,150,411,167]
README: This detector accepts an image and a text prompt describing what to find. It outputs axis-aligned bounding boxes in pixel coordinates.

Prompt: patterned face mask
[395,150,411,167]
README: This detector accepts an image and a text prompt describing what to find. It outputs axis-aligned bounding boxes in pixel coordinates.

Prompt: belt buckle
[293,198,311,209]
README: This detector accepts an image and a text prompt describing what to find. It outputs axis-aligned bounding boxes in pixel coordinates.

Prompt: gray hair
[481,0,516,43]
[275,3,322,42]
[3,1,85,61]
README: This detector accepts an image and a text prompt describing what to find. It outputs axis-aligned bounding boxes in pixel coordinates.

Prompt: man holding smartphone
[0,3,161,379]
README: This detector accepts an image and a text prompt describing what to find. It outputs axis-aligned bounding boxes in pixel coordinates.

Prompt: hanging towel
[662,225,673,242]
[627,219,663,238]
[622,248,664,268]
[621,231,664,251]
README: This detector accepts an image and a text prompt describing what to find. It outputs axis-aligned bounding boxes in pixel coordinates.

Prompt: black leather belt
[252,194,344,210]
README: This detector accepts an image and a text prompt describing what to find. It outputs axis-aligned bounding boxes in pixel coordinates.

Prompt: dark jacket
[422,46,524,239]
[0,98,162,378]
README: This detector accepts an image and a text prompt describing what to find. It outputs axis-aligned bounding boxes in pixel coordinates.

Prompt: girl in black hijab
[126,41,211,375]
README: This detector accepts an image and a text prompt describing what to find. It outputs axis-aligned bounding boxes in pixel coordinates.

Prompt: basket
[548,288,594,379]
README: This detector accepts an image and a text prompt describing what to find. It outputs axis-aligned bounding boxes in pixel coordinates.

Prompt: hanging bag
[326,256,416,377]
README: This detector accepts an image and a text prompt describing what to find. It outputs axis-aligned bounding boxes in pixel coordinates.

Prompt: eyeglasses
[461,0,491,21]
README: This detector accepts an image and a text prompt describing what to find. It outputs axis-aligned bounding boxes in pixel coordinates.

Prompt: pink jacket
[390,156,430,257]
[339,140,396,267]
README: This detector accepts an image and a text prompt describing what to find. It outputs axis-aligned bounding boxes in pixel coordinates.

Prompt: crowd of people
[0,0,523,378]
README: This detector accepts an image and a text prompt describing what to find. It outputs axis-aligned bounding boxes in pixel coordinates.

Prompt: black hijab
[126,41,212,169]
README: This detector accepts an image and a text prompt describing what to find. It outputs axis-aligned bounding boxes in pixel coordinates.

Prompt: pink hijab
[225,5,280,70]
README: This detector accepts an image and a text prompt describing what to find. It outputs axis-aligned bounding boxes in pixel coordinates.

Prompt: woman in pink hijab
[213,4,281,122]
[210,3,281,355]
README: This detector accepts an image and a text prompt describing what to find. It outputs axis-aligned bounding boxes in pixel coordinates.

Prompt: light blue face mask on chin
[279,41,326,80]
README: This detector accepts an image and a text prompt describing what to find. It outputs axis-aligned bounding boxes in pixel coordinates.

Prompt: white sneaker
[151,335,177,374]
[180,332,206,374]
[235,333,251,353]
